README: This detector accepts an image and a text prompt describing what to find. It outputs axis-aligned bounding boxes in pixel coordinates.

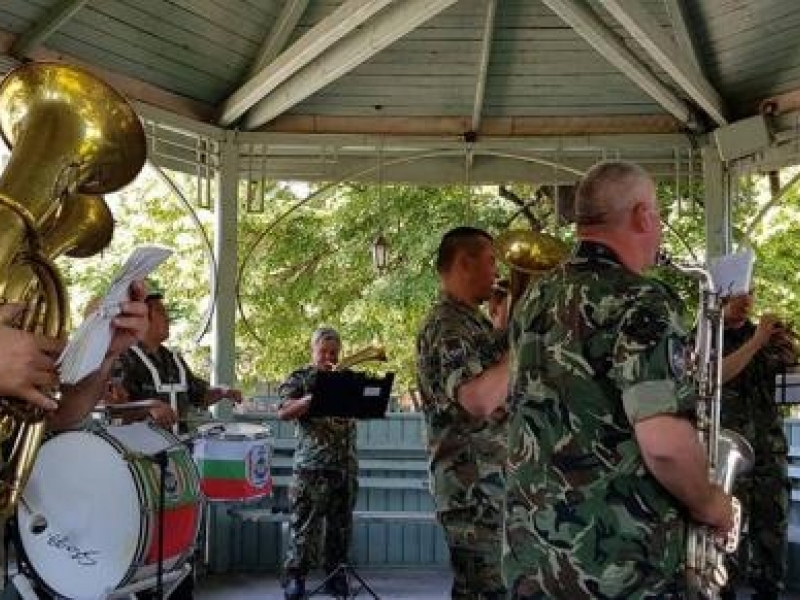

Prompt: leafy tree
[58,164,800,401]
[235,183,517,392]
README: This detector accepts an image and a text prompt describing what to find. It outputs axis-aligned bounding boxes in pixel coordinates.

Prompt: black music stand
[307,371,394,419]
[306,371,393,599]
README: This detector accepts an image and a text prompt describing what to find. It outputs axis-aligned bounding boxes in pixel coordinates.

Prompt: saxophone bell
[661,255,754,599]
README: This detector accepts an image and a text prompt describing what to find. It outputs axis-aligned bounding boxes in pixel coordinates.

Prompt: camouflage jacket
[504,241,694,599]
[278,365,357,472]
[722,320,788,455]
[415,292,508,519]
[117,343,208,419]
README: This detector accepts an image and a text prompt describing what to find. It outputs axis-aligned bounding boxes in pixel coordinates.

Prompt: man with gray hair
[504,160,734,598]
[277,326,358,600]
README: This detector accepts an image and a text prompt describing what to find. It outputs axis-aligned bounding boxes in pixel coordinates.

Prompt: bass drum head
[17,429,143,599]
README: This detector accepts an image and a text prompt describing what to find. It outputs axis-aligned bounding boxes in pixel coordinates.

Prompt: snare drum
[16,422,202,599]
[192,422,272,502]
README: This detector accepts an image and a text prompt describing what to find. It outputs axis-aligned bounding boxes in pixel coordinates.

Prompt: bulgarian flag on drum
[193,437,273,501]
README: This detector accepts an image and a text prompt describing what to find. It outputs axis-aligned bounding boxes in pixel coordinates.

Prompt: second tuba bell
[495,228,569,311]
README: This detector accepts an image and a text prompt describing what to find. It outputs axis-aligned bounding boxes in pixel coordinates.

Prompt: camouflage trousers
[726,452,789,596]
[283,468,358,577]
[438,507,506,600]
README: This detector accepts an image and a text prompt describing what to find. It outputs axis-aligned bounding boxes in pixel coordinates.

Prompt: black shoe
[284,576,306,600]
[323,573,349,598]
[718,586,736,600]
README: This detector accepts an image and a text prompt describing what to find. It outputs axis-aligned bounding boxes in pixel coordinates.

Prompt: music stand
[307,371,394,419]
[306,371,393,599]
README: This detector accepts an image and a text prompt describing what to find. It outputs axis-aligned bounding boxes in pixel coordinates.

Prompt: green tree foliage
[236,183,517,392]
[59,165,800,398]
[59,167,215,372]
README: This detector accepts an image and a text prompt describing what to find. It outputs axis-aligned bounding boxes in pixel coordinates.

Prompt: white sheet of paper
[57,245,173,384]
[708,249,754,297]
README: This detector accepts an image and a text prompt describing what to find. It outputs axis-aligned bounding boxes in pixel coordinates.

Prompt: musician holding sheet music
[109,286,241,600]
[0,280,149,430]
[110,288,242,433]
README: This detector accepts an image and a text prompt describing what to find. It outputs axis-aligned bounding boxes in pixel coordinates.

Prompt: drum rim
[197,421,271,441]
[17,424,203,597]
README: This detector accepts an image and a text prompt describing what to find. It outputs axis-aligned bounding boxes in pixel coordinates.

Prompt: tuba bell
[0,62,146,517]
[495,228,569,311]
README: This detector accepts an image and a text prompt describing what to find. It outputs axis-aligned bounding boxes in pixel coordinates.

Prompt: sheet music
[57,245,173,384]
[708,249,754,297]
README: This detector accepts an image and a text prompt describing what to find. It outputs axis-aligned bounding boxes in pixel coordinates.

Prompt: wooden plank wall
[204,412,449,573]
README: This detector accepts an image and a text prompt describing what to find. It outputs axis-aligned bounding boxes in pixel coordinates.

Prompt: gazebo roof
[0,0,798,183]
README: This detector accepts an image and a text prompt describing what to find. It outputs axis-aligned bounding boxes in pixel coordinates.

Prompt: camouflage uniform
[279,365,358,578]
[416,293,508,600]
[118,343,209,432]
[117,344,206,600]
[721,322,790,598]
[505,241,695,600]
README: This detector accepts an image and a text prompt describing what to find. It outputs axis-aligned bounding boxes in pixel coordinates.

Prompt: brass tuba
[0,62,146,517]
[495,228,569,311]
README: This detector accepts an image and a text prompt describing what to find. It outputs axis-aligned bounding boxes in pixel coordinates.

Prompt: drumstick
[98,399,164,413]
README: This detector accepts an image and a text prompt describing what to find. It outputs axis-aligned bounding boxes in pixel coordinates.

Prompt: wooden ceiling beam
[257,114,685,136]
[540,0,702,130]
[602,0,727,126]
[219,0,394,126]
[10,0,91,58]
[246,0,309,78]
[242,0,459,130]
[471,0,498,133]
[662,0,703,74]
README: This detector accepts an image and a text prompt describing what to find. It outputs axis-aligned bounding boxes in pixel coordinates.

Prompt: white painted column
[702,144,730,261]
[212,132,239,416]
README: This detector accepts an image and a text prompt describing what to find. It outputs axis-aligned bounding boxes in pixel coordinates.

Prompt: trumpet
[336,343,387,371]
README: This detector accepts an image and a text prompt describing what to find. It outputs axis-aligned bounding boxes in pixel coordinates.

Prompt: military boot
[718,587,736,600]
[284,576,306,600]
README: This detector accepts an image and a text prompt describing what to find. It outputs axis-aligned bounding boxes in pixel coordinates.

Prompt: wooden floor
[195,568,451,599]
[192,569,800,600]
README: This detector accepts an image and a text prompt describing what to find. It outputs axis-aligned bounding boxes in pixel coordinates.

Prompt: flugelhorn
[336,343,387,371]
[495,229,569,311]
[0,62,145,517]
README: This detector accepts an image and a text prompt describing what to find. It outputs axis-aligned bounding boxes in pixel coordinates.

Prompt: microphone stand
[132,447,169,600]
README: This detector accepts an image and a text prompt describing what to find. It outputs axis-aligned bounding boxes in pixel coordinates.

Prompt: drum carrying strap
[131,346,188,434]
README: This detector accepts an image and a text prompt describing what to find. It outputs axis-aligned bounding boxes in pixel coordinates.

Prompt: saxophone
[658,252,754,599]
[0,62,146,518]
